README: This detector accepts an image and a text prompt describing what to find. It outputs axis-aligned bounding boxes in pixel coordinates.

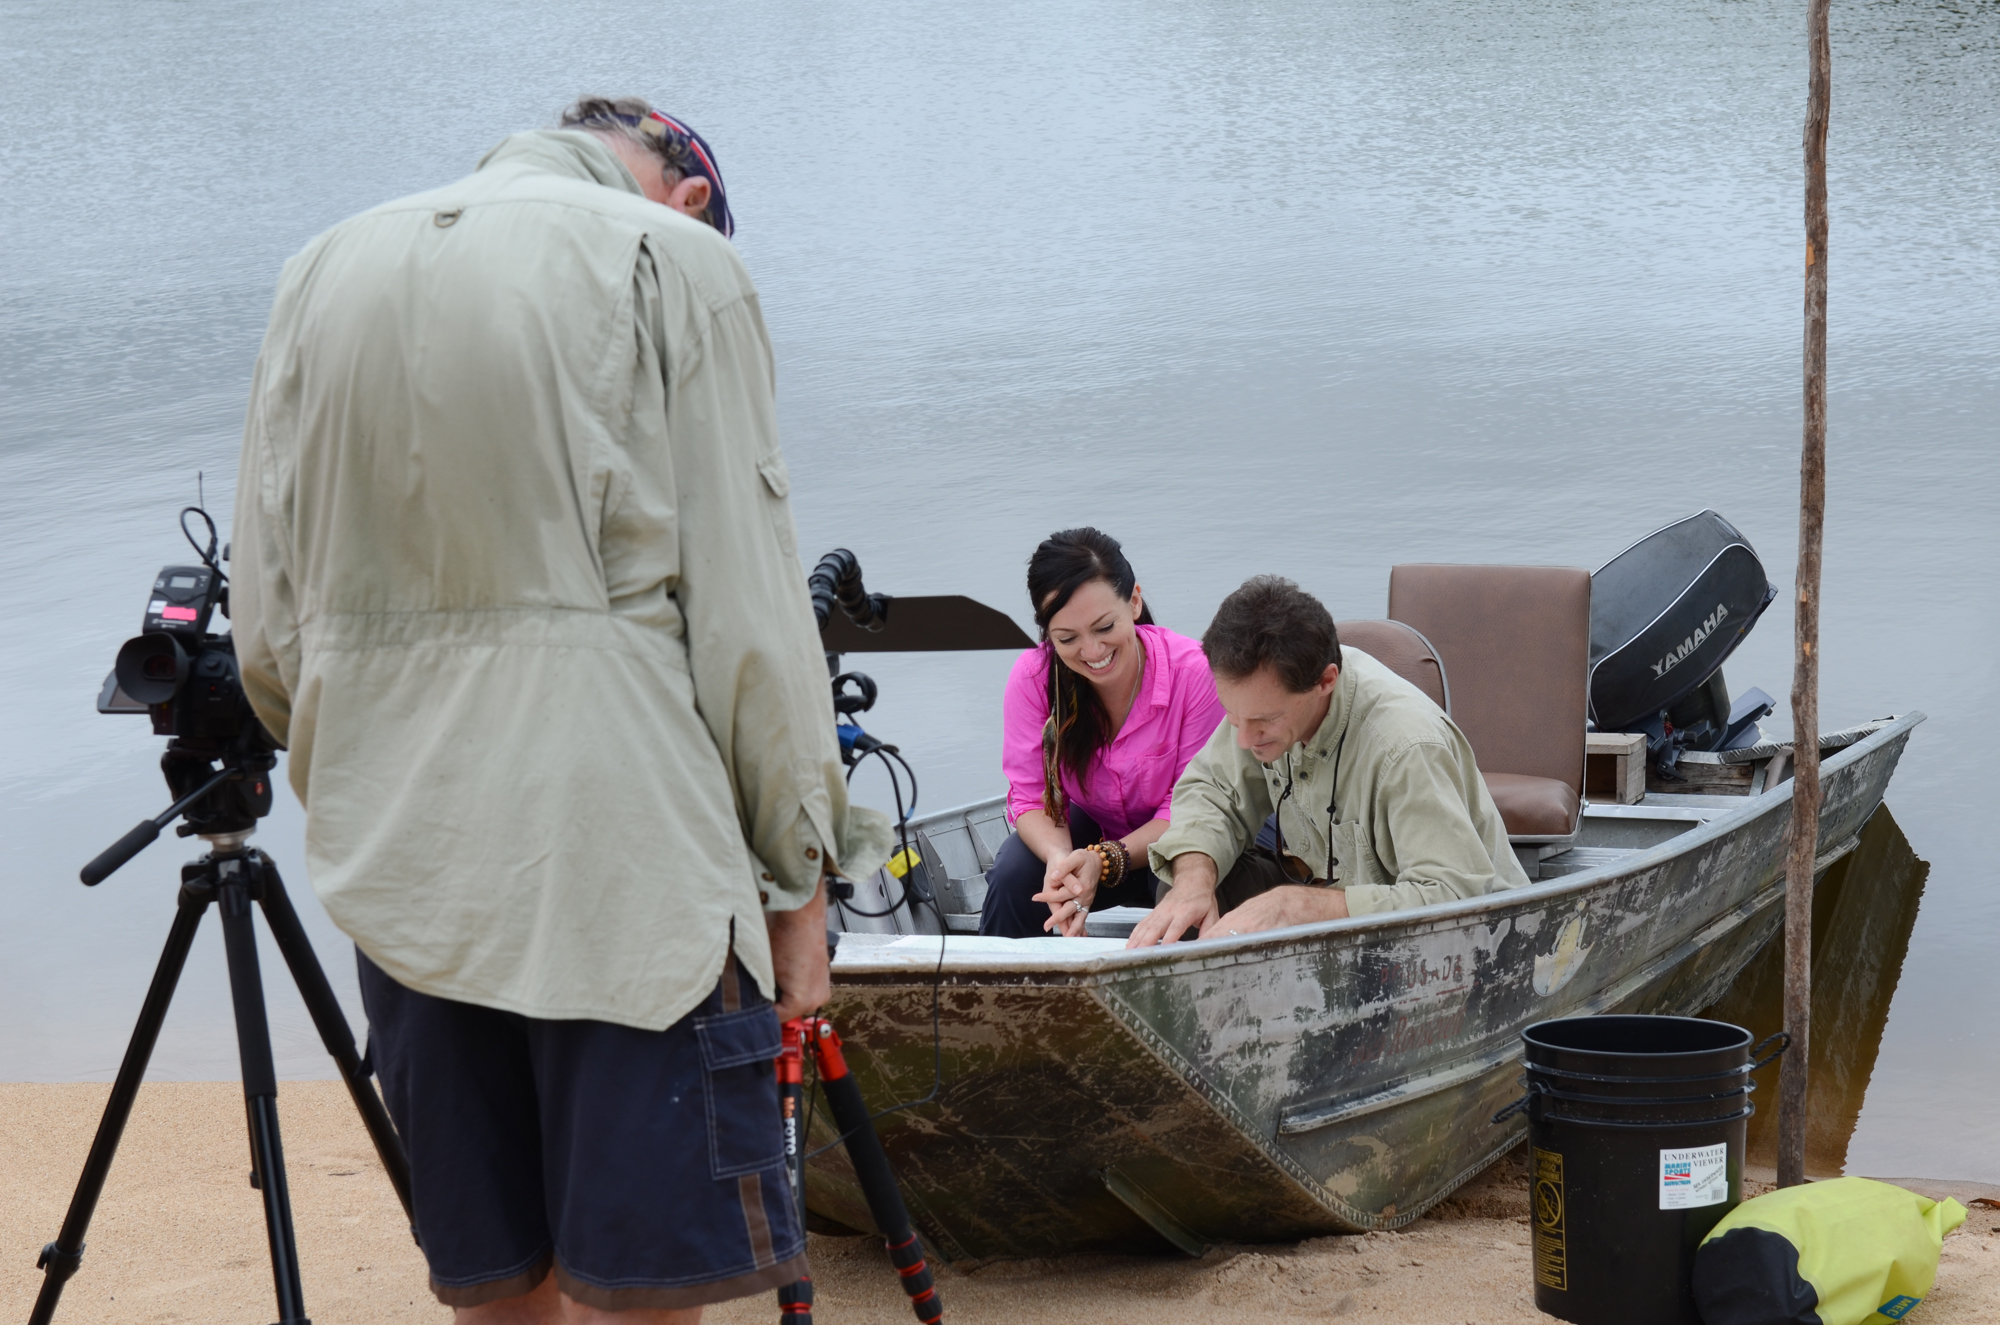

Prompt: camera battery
[145,565,219,644]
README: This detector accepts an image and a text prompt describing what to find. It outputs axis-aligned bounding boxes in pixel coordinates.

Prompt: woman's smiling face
[1043,578,1145,694]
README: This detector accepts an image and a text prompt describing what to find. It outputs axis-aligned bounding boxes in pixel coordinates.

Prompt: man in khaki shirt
[233,98,888,1321]
[1127,576,1527,948]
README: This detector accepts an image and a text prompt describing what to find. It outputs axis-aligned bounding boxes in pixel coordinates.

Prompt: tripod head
[161,740,277,837]
[81,740,277,885]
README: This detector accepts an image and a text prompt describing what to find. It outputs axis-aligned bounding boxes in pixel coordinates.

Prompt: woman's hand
[1032,847,1102,937]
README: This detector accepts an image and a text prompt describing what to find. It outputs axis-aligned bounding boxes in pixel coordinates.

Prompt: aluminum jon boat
[803,713,1921,1260]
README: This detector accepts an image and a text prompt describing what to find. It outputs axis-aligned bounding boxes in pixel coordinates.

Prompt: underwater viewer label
[1659,1142,1728,1210]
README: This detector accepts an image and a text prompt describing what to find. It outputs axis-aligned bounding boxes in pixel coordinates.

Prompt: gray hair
[556,96,684,180]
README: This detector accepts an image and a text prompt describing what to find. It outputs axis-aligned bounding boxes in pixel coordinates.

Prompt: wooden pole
[1779,0,1832,1190]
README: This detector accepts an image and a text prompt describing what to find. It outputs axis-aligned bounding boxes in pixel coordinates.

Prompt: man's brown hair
[559,97,680,168]
[1202,575,1341,693]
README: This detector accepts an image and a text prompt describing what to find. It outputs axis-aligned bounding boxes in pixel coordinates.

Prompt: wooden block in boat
[1585,731,1647,804]
[1649,755,1755,795]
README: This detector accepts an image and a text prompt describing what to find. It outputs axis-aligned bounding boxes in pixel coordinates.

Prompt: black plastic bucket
[1495,1016,1786,1325]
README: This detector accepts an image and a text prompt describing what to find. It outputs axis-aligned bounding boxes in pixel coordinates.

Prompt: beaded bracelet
[1088,838,1129,890]
[1084,841,1110,889]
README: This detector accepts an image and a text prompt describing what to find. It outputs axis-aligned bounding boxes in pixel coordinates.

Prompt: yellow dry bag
[1693,1177,1966,1324]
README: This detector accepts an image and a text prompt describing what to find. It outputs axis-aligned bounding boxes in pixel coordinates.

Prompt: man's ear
[665,175,713,222]
[1317,662,1341,695]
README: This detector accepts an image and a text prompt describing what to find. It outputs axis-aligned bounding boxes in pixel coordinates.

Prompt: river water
[2,0,1994,1184]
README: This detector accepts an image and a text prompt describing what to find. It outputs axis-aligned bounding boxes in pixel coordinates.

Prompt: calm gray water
[3,0,1995,1183]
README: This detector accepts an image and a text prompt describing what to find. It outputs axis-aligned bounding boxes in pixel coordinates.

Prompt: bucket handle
[1750,1031,1790,1072]
[1490,1077,1542,1125]
[1492,1032,1789,1125]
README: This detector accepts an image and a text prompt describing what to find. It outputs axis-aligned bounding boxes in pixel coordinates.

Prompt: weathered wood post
[1779,0,1833,1190]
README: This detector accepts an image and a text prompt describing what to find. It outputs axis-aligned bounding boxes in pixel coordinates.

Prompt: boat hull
[806,715,1919,1259]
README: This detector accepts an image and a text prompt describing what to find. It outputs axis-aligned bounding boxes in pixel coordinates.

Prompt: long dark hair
[1028,528,1155,824]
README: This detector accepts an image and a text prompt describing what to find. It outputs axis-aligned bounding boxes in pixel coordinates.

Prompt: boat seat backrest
[1387,564,1590,840]
[1335,619,1450,715]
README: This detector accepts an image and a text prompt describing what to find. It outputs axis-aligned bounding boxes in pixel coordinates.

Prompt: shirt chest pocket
[1327,820,1389,890]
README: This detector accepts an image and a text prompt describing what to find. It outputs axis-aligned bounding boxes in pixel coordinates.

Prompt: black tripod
[29,812,415,1324]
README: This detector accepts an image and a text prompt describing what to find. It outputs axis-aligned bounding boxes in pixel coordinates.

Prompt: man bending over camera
[232,96,890,1322]
[1127,576,1527,948]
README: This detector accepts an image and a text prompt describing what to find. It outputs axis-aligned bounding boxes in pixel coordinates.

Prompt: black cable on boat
[804,892,947,1160]
[836,743,921,920]
[790,545,949,1321]
[808,691,948,1151]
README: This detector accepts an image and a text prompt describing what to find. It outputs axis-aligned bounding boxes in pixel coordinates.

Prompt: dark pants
[977,807,1161,937]
[1213,843,1310,912]
[358,949,803,1310]
[1199,812,1318,915]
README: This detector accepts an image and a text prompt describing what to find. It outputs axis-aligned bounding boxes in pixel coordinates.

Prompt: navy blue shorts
[358,949,805,1310]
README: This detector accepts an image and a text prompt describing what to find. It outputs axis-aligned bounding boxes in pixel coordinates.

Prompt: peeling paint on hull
[807,716,1919,1260]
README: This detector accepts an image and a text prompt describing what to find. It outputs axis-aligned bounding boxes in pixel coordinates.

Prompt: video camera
[87,507,280,878]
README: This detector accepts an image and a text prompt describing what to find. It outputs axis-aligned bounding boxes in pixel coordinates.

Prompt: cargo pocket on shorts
[694,1005,785,1178]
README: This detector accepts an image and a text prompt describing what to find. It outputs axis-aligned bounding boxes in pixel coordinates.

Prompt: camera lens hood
[115,631,190,706]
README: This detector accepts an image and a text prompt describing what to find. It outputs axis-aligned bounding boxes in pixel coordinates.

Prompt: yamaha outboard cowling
[1588,512,1778,749]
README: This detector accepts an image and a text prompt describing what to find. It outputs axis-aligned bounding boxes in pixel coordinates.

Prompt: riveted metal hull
[807,715,1919,1259]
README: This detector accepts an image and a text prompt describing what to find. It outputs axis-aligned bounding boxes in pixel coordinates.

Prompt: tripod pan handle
[81,821,161,886]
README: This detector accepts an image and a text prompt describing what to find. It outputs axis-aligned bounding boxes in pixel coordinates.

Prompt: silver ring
[1227,929,1239,935]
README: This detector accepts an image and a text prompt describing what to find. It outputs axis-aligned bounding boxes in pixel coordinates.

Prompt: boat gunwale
[832,712,1922,982]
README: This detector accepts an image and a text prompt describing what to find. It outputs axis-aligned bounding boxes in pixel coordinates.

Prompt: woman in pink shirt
[978,528,1227,938]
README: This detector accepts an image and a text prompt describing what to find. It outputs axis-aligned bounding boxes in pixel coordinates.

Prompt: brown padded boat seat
[1388,564,1591,840]
[1336,619,1449,714]
[1481,773,1583,839]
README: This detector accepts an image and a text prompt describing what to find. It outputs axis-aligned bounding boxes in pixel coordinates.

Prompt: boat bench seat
[1338,617,1578,836]
[1481,772,1582,839]
[1388,563,1591,844]
[1336,619,1449,714]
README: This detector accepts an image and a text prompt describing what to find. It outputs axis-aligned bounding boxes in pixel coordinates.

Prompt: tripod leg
[28,882,212,1325]
[250,852,416,1229]
[809,1022,941,1324]
[217,861,311,1324]
[777,1275,815,1323]
[776,1022,812,1323]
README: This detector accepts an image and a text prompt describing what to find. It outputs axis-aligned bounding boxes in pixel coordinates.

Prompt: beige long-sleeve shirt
[1149,648,1530,915]
[232,130,891,1030]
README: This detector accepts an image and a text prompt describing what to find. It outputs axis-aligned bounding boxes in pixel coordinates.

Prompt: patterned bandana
[634,110,735,238]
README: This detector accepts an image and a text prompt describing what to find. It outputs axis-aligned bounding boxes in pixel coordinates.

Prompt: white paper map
[1658,1142,1729,1209]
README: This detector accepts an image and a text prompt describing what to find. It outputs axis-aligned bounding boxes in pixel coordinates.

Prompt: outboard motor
[1588,512,1779,773]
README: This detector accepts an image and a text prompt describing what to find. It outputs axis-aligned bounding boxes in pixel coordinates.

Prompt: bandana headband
[629,110,735,238]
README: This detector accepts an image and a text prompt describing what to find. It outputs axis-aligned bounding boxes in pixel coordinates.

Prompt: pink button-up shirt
[1002,623,1227,840]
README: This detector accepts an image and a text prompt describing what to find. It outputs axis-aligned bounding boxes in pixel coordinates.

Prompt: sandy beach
[3,1081,1994,1323]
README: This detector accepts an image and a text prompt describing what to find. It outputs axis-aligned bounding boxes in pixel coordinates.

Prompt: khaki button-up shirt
[1149,648,1530,915]
[232,131,891,1030]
